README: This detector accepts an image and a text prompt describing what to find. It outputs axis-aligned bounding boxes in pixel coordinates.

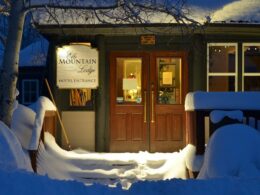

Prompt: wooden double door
[110,51,188,152]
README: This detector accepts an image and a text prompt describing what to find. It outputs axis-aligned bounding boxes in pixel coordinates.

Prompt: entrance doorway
[110,51,188,152]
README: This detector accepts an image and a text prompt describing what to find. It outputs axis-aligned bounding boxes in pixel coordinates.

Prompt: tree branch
[0,32,6,46]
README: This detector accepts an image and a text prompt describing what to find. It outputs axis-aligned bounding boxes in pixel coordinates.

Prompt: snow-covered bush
[198,124,260,179]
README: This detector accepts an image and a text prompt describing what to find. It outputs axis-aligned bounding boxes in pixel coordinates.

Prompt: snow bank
[28,96,56,149]
[185,91,260,111]
[37,132,197,189]
[1,167,260,195]
[0,122,32,172]
[11,104,36,150]
[11,96,56,150]
[198,124,260,179]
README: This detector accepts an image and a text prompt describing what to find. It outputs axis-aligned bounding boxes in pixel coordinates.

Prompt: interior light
[57,46,69,58]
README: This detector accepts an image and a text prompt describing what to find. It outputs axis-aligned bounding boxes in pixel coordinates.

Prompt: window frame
[207,43,238,92]
[242,43,260,91]
[22,79,39,105]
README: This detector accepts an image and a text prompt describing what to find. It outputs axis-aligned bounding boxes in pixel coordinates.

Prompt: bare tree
[0,0,200,127]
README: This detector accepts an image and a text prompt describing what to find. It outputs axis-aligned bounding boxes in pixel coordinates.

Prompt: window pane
[22,80,39,104]
[31,93,37,102]
[69,89,92,106]
[24,81,30,91]
[24,93,30,103]
[244,76,260,91]
[208,76,235,91]
[244,45,260,73]
[30,82,37,91]
[116,58,142,104]
[208,45,236,73]
[157,58,181,104]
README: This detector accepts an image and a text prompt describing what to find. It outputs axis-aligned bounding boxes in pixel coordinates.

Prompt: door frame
[109,51,149,152]
[109,51,188,152]
[150,51,188,152]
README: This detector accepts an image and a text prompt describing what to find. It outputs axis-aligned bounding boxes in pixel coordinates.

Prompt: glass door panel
[116,58,142,104]
[157,57,182,104]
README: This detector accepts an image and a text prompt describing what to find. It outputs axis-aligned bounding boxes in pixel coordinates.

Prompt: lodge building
[32,23,260,152]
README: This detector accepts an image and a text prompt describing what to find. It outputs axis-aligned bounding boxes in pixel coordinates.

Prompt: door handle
[151,91,155,123]
[144,91,147,123]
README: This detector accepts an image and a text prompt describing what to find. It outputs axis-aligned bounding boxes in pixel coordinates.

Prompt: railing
[186,109,260,155]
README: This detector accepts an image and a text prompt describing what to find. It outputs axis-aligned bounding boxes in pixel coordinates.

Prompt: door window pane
[157,58,181,104]
[116,58,142,104]
[208,76,235,91]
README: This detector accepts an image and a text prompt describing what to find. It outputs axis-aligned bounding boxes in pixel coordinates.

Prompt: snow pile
[38,132,197,189]
[2,94,260,193]
[1,167,260,195]
[198,124,260,179]
[11,96,56,150]
[11,104,36,150]
[0,121,32,172]
[185,91,260,111]
[210,110,243,124]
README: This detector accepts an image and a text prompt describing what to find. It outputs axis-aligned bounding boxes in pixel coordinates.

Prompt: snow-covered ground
[1,95,260,194]
[1,167,260,195]
[37,132,198,189]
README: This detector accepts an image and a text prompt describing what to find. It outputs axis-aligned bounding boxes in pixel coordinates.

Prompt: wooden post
[45,79,71,150]
[196,111,206,155]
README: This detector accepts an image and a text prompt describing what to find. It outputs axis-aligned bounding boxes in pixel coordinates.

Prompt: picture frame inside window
[69,88,92,106]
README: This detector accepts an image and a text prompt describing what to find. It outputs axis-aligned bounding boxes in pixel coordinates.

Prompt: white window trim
[22,79,39,104]
[207,43,238,91]
[242,43,260,91]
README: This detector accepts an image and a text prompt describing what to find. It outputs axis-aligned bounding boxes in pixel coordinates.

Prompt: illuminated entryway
[110,51,188,152]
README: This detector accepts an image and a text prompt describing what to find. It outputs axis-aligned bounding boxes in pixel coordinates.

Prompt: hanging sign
[56,44,98,89]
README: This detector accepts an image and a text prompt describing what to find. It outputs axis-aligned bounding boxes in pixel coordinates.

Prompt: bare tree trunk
[0,1,25,126]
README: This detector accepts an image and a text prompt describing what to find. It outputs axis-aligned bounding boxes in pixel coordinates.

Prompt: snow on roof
[19,38,49,67]
[185,91,260,111]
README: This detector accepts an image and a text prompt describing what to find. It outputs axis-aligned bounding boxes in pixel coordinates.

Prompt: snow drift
[198,124,260,179]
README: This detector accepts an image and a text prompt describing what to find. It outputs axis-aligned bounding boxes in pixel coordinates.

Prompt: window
[69,88,92,106]
[22,79,39,105]
[243,43,260,91]
[207,43,238,91]
[116,58,142,104]
[157,57,182,104]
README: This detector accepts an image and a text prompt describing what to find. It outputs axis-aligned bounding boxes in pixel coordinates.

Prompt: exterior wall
[46,34,199,151]
[43,26,260,152]
[205,34,260,91]
[17,66,46,105]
